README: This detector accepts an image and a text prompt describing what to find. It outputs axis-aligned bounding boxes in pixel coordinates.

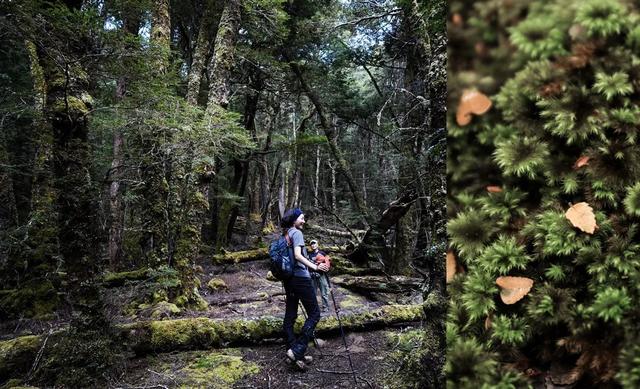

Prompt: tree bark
[205,0,241,113]
[151,0,171,76]
[38,17,104,331]
[186,1,218,105]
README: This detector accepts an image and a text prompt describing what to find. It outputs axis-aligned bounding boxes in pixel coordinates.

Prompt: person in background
[309,239,331,313]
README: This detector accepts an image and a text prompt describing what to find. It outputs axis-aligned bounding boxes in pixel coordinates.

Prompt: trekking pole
[326,274,358,384]
[298,301,324,358]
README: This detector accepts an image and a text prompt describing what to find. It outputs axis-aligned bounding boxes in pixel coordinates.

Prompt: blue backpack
[269,233,294,280]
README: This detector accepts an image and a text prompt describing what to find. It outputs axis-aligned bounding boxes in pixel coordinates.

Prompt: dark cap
[280,208,304,228]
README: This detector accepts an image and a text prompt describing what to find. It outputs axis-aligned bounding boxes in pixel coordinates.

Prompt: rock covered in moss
[207,278,228,291]
[150,301,181,319]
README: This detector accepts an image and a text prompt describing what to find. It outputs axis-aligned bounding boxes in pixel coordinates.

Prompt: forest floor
[0,228,425,388]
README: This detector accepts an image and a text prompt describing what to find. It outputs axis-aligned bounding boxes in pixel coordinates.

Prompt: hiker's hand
[317,263,329,272]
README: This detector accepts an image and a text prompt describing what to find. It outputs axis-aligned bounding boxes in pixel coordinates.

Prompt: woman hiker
[280,208,329,369]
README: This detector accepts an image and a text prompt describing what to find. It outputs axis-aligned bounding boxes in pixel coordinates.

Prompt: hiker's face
[294,214,305,228]
[311,242,318,250]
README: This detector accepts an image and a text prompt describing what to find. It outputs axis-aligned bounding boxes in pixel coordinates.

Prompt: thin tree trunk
[328,160,337,214]
[314,127,320,209]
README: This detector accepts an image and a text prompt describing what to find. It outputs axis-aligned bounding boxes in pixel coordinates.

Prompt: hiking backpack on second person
[269,234,294,280]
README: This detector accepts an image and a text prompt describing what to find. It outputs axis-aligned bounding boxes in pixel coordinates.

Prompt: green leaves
[593,72,634,101]
[490,315,529,346]
[575,0,628,37]
[587,287,631,324]
[624,182,640,216]
[510,19,567,59]
[494,136,549,179]
[477,236,531,276]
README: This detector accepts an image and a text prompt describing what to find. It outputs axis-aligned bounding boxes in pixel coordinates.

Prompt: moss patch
[179,350,260,388]
[339,293,366,310]
[150,301,181,319]
[207,278,228,291]
[0,335,41,381]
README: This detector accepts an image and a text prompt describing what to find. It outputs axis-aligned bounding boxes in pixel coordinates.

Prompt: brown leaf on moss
[446,251,457,283]
[484,314,492,330]
[496,276,533,304]
[565,202,597,234]
[456,89,492,126]
[452,13,463,26]
[573,156,590,169]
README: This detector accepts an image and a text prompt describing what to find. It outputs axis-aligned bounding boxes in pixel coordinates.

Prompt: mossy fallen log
[0,335,42,382]
[0,305,423,377]
[122,304,423,354]
[212,246,349,265]
[101,268,152,287]
[331,275,423,294]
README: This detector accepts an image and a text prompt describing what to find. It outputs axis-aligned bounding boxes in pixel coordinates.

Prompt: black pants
[283,276,321,359]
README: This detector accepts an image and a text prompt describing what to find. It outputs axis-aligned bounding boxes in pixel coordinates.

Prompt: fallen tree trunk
[212,245,349,264]
[122,304,423,354]
[331,275,423,294]
[348,189,418,265]
[208,291,285,306]
[0,304,423,377]
[307,224,366,238]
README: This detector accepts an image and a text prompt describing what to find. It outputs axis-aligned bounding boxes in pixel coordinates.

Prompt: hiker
[309,239,331,312]
[280,208,329,368]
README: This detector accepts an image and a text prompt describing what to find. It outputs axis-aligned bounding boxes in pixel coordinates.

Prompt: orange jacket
[314,253,331,269]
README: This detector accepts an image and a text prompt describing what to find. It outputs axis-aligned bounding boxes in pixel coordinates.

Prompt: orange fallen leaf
[486,185,503,193]
[446,251,457,283]
[565,202,597,234]
[573,156,590,169]
[456,89,492,126]
[452,13,463,26]
[484,314,492,330]
[496,276,534,304]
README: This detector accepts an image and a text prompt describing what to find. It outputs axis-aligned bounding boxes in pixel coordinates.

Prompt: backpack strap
[284,233,292,247]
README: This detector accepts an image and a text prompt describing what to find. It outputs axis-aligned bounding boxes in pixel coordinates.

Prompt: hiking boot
[285,353,313,364]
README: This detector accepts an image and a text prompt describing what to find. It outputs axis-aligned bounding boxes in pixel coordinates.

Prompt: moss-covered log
[331,275,423,294]
[122,304,423,354]
[0,335,42,382]
[101,268,152,287]
[0,304,422,378]
[212,245,349,264]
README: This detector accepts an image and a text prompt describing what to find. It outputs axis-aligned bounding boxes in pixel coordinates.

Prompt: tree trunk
[186,1,218,105]
[151,0,171,75]
[205,0,241,113]
[108,12,140,270]
[314,127,320,208]
[39,18,104,331]
[328,160,337,213]
[349,189,418,265]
